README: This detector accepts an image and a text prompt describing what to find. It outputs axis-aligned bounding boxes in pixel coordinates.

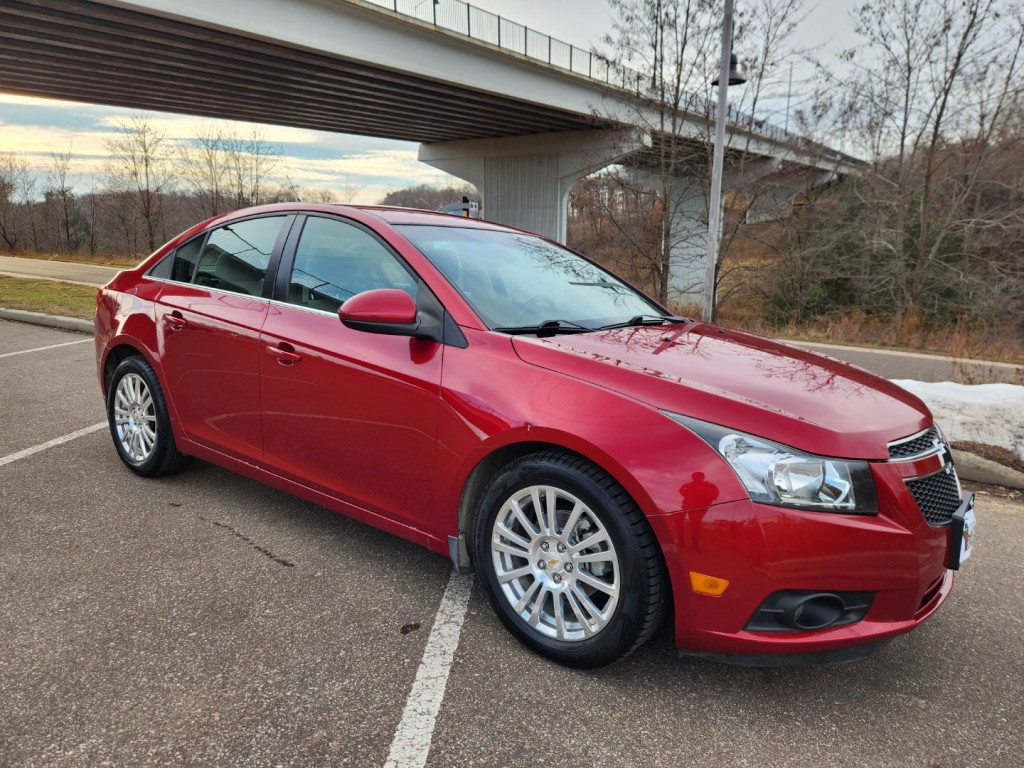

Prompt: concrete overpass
[0,0,861,300]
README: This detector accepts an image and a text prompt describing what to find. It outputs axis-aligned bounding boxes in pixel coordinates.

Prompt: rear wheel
[474,451,665,668]
[106,356,191,477]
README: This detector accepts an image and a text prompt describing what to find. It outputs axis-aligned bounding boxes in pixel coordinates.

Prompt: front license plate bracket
[947,491,976,570]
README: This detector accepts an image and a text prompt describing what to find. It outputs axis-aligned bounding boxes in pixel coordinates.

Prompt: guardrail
[358,0,860,164]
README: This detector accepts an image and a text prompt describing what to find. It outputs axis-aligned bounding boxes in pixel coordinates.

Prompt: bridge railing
[367,0,624,82]
[359,0,857,163]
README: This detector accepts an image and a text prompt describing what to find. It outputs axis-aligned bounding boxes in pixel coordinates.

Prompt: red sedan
[94,203,976,668]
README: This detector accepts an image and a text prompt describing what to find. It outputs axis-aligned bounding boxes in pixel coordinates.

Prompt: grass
[1,250,138,268]
[0,276,96,319]
[701,254,1024,366]
[716,306,1024,367]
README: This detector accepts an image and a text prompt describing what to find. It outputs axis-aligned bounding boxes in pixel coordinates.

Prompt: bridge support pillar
[634,158,811,306]
[627,170,721,306]
[744,169,837,223]
[418,130,648,243]
[658,180,711,304]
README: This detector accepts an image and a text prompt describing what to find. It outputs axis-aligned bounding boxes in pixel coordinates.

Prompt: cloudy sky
[0,0,860,203]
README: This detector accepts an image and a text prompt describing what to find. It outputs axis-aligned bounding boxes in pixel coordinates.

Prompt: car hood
[510,322,930,460]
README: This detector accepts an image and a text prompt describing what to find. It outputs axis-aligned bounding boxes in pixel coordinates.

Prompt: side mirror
[338,289,421,337]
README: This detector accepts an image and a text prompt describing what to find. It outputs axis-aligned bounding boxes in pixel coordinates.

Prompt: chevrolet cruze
[94,203,976,668]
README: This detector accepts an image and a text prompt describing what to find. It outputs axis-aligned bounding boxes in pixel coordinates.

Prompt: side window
[170,236,203,282]
[147,236,202,281]
[193,216,285,297]
[286,217,417,313]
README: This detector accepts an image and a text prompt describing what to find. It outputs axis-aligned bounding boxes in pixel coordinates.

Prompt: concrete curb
[0,307,93,334]
[952,449,1024,491]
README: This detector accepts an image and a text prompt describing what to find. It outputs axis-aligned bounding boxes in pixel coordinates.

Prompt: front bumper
[649,466,966,659]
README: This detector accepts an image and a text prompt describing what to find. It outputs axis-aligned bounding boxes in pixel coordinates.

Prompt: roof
[211,203,514,231]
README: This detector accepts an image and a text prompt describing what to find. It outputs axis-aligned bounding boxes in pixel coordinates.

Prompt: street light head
[712,53,746,86]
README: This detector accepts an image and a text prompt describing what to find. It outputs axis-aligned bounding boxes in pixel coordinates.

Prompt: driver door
[259,214,443,530]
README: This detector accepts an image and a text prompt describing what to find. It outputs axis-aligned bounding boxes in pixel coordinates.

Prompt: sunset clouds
[0,94,457,203]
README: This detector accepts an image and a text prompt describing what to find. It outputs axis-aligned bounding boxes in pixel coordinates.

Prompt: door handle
[265,345,302,365]
[166,313,187,331]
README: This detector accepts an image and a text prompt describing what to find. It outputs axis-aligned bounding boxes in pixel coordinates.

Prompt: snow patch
[891,380,1024,462]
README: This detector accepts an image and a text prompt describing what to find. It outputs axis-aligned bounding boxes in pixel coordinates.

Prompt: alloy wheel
[113,372,157,464]
[491,485,620,642]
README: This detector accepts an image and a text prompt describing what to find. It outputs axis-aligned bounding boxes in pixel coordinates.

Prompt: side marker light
[689,571,730,597]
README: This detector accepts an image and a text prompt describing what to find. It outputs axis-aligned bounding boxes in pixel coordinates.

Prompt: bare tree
[46,149,85,253]
[594,0,811,314]
[176,127,228,217]
[104,115,173,254]
[294,187,342,204]
[334,173,363,204]
[784,0,1024,332]
[0,152,26,250]
[101,190,144,258]
[0,152,42,252]
[223,128,281,209]
[82,175,102,257]
[568,171,662,293]
[378,183,479,210]
[280,172,364,205]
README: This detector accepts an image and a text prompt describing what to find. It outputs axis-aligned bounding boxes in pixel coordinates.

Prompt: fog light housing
[745,590,875,633]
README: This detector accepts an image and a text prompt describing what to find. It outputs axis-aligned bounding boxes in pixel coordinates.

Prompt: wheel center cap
[535,541,571,583]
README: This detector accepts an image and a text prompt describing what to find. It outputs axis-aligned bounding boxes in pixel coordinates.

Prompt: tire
[106,355,192,478]
[473,451,665,668]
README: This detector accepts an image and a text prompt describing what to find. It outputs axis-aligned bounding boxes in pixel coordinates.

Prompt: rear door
[259,214,443,529]
[155,214,291,463]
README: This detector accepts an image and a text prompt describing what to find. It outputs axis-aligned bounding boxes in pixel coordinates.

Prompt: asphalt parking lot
[1,318,1022,768]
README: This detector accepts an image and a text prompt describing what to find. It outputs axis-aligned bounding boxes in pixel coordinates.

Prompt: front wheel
[474,452,665,668]
[106,355,191,477]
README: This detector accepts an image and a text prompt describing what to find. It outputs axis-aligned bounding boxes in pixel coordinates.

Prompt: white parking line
[0,338,92,359]
[384,570,474,768]
[0,422,107,468]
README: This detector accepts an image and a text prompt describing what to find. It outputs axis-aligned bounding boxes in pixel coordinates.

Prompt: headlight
[665,413,877,514]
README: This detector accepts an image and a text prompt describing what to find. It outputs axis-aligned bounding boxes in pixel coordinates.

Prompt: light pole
[702,0,745,323]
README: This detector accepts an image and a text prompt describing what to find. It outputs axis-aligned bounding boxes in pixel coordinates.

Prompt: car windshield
[395,225,663,331]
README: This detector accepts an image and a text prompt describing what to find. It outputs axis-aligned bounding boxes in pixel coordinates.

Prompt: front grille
[889,426,941,459]
[905,469,962,526]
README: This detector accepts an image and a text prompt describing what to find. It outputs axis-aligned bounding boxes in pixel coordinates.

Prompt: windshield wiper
[594,314,688,331]
[493,319,593,337]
